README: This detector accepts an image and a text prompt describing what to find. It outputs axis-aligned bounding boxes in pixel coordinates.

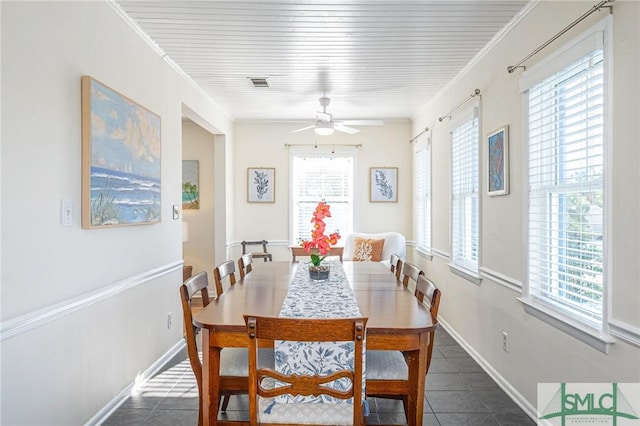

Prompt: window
[524,28,606,331]
[415,135,432,254]
[450,105,480,279]
[290,151,354,244]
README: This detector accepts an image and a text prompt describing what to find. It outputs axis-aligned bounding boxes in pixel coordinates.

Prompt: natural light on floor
[131,358,197,398]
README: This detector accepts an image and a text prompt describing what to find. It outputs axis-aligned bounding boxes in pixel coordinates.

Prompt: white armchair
[343,232,406,261]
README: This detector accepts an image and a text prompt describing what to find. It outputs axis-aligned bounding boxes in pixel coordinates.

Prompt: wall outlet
[167,313,172,330]
[502,331,509,352]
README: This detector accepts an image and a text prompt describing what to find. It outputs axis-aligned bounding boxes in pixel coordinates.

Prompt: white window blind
[291,154,353,245]
[450,106,480,274]
[415,136,432,253]
[526,46,605,327]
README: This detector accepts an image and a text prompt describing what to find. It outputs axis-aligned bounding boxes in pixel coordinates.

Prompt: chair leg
[402,395,409,424]
[221,394,231,412]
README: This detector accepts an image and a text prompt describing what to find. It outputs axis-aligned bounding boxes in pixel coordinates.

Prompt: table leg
[406,332,428,426]
[202,329,221,426]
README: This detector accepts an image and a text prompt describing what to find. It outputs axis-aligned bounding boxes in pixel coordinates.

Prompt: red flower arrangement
[301,201,341,266]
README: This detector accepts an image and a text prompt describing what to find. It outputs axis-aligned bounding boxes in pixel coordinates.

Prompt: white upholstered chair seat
[258,399,354,425]
[257,378,355,425]
[366,350,408,380]
[209,348,275,376]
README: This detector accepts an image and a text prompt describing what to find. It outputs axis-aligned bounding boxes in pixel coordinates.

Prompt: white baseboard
[437,317,538,421]
[85,340,186,426]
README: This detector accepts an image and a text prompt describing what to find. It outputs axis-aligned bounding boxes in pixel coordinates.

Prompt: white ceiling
[114,1,530,122]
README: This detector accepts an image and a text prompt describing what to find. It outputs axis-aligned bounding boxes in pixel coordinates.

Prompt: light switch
[62,199,73,226]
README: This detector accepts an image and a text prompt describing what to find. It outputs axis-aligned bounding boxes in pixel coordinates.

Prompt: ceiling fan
[291,97,383,136]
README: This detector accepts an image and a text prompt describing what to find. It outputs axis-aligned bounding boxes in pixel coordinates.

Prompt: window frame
[288,147,355,247]
[448,102,481,284]
[519,16,614,353]
[414,132,432,256]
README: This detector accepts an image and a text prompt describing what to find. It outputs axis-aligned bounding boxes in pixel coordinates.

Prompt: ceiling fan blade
[290,124,316,134]
[336,119,384,126]
[334,124,360,134]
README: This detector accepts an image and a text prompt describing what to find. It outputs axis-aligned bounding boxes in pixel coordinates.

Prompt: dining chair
[183,264,193,282]
[415,274,442,373]
[179,272,234,424]
[238,253,253,279]
[401,261,424,293]
[389,253,403,281]
[244,315,368,426]
[213,260,237,298]
[366,274,442,423]
[241,240,273,262]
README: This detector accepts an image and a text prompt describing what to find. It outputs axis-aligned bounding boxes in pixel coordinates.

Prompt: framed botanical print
[248,167,275,203]
[487,125,509,196]
[370,167,398,202]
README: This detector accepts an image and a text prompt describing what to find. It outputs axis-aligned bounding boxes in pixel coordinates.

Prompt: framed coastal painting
[487,125,509,196]
[81,76,161,228]
[182,160,199,209]
[247,167,275,203]
[370,167,398,202]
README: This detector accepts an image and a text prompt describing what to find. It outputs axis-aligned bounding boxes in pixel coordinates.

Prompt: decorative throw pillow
[352,238,385,262]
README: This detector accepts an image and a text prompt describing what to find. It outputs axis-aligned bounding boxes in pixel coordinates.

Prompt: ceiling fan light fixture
[315,121,334,136]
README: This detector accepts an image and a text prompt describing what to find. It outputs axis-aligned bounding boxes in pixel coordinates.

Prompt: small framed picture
[370,167,398,202]
[247,167,275,203]
[487,125,509,196]
[182,160,199,209]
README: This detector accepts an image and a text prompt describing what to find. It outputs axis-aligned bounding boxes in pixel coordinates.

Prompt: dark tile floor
[103,328,535,425]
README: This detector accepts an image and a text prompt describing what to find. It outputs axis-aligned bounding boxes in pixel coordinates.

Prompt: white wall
[1,2,232,424]
[411,0,640,416]
[230,121,412,260]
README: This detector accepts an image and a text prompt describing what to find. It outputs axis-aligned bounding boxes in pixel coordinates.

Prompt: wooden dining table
[193,260,436,426]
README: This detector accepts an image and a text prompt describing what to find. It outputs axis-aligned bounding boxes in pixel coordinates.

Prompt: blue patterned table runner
[275,260,364,405]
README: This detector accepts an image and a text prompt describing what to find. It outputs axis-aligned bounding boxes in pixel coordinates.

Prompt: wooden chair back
[213,260,237,298]
[244,315,367,425]
[415,275,441,314]
[401,261,424,291]
[238,253,254,279]
[415,274,441,373]
[180,272,211,426]
[389,253,403,280]
[183,265,193,282]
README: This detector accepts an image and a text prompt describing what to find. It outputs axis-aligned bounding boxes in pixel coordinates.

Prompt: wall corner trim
[479,267,523,292]
[609,319,640,348]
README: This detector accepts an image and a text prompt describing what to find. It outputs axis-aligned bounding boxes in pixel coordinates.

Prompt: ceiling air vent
[248,77,269,88]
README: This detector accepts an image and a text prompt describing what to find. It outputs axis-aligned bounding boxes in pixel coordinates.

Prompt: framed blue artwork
[487,125,509,196]
[81,76,161,228]
[182,160,199,209]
